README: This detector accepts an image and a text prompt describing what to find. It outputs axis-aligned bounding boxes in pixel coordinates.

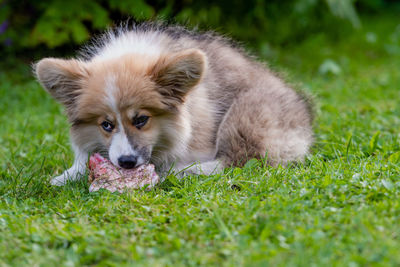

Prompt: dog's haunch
[88,153,160,193]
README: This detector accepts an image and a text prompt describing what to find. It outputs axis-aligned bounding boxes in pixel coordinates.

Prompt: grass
[1,13,400,266]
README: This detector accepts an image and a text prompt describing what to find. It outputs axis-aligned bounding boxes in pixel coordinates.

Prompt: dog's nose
[118,155,138,169]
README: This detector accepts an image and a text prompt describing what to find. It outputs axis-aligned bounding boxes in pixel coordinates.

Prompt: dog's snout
[118,155,138,169]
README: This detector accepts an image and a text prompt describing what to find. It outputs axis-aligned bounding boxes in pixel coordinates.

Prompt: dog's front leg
[176,160,223,176]
[50,144,88,186]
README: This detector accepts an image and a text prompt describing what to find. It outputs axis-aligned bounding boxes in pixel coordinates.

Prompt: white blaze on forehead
[105,75,119,113]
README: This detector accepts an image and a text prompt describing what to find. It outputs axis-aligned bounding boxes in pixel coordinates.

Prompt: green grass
[1,14,400,266]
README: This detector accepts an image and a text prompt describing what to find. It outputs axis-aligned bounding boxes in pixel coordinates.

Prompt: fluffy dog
[35,23,313,186]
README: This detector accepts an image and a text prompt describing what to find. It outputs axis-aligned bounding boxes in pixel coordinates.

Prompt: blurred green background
[1,0,399,61]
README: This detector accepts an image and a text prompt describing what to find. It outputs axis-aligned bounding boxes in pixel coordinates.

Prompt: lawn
[1,13,399,266]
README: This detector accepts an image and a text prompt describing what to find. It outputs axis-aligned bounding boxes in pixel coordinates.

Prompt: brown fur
[35,24,313,184]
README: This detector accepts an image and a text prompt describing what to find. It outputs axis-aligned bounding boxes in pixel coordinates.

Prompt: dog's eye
[101,121,114,132]
[133,115,149,129]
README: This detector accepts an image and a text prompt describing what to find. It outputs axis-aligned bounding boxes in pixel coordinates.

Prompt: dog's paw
[50,165,85,186]
[182,160,222,176]
[50,174,68,186]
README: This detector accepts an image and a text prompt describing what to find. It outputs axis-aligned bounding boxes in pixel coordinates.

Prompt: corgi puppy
[35,23,313,186]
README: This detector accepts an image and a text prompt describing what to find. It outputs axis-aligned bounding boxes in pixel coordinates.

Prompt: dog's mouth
[95,146,152,170]
[96,150,111,161]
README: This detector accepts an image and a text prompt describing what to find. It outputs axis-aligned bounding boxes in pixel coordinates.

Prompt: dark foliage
[0,0,398,57]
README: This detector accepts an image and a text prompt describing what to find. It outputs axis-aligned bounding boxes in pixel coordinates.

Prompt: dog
[34,23,313,186]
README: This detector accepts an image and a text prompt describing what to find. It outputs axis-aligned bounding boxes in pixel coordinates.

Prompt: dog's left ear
[150,49,206,106]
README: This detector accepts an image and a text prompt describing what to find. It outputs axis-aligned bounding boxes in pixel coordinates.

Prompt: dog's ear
[150,49,206,107]
[34,58,88,109]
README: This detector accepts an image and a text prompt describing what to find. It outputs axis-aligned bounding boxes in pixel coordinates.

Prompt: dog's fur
[35,23,313,186]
